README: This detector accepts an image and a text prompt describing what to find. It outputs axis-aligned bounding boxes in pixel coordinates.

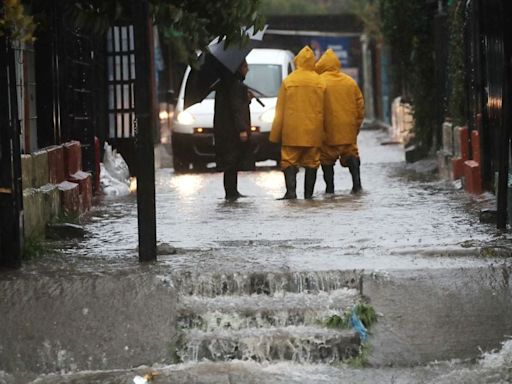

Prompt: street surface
[1,129,511,383]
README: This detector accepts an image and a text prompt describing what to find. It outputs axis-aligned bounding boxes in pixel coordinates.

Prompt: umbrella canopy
[184,26,267,109]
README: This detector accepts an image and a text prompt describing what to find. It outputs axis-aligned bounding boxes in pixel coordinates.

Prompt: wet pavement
[2,129,512,383]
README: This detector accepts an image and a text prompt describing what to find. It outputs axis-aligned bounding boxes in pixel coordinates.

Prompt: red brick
[57,181,80,217]
[464,160,482,194]
[46,145,65,184]
[471,130,481,163]
[63,141,82,176]
[459,126,469,161]
[452,157,465,180]
[69,171,93,212]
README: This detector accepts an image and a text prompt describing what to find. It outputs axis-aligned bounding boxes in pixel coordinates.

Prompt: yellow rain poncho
[315,49,364,145]
[269,46,325,147]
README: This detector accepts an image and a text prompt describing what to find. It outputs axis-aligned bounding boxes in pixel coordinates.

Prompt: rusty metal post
[132,0,157,262]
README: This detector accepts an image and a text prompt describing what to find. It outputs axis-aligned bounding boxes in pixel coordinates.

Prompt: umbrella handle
[255,97,265,107]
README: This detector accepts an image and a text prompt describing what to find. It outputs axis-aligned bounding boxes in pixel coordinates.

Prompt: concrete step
[178,326,360,363]
[171,270,362,297]
[177,289,359,331]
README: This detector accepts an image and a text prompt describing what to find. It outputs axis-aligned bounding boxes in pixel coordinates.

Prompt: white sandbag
[103,142,130,183]
[100,163,130,196]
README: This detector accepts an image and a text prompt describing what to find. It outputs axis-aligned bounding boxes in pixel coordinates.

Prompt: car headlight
[177,110,195,125]
[260,108,276,123]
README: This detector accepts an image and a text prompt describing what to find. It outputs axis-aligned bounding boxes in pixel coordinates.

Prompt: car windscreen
[245,64,282,97]
[205,63,282,99]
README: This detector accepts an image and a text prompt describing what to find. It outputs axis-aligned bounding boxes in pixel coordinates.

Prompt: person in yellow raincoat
[315,48,364,193]
[269,46,326,199]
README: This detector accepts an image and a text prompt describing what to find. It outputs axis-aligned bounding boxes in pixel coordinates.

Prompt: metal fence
[0,35,23,267]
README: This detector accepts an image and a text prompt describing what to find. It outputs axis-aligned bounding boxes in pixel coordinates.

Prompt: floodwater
[2,129,512,383]
[35,130,510,271]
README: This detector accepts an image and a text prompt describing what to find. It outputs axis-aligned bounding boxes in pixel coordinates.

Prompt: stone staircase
[172,270,364,365]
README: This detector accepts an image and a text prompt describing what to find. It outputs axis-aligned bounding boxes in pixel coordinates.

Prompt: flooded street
[1,129,512,383]
[36,130,509,270]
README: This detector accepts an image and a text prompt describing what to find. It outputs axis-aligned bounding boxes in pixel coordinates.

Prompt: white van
[171,48,295,172]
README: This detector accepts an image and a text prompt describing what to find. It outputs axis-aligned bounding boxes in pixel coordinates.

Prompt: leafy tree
[348,0,382,42]
[260,0,351,15]
[446,0,466,126]
[0,0,36,43]
[65,0,266,64]
[379,0,436,152]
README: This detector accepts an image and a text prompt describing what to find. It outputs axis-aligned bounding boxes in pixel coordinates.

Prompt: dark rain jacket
[213,72,253,171]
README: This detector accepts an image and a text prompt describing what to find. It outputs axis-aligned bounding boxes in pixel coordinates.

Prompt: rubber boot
[224,170,239,200]
[321,164,334,194]
[279,167,297,200]
[304,167,317,199]
[347,157,362,193]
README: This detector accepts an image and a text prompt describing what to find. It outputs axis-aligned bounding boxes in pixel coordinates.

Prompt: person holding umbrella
[315,48,364,194]
[269,46,326,199]
[214,59,253,201]
[183,27,266,200]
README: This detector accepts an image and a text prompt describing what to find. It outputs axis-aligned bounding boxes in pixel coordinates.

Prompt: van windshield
[245,64,282,97]
[205,64,282,99]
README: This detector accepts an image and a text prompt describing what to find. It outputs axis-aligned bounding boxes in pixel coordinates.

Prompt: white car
[171,48,295,172]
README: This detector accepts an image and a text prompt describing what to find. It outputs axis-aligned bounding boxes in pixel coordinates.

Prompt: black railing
[0,35,23,268]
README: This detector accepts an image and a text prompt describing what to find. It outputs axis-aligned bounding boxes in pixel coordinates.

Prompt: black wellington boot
[304,167,317,199]
[279,167,297,200]
[321,164,334,194]
[347,157,362,193]
[224,170,239,200]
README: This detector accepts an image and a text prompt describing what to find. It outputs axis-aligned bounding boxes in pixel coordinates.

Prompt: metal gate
[465,0,510,227]
[34,0,105,174]
[105,24,138,172]
[0,35,23,267]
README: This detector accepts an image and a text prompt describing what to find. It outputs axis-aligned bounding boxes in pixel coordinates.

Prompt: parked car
[171,48,295,172]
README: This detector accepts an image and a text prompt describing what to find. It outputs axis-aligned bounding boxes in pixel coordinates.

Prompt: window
[245,64,282,97]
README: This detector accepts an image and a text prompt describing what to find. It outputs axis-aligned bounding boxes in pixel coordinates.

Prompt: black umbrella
[184,26,267,109]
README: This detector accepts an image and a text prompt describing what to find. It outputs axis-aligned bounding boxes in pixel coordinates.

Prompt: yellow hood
[294,46,316,71]
[315,49,341,74]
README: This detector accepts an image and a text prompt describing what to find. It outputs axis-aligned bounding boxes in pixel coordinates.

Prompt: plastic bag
[103,142,130,182]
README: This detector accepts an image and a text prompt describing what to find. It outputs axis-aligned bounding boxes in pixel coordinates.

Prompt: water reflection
[171,174,205,197]
[254,170,286,197]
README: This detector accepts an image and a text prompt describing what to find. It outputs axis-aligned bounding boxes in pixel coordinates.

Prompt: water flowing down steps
[180,326,360,363]
[177,289,359,330]
[171,270,365,364]
[169,270,363,297]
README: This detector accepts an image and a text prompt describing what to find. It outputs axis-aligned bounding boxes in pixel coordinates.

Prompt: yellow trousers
[320,144,359,167]
[280,146,320,169]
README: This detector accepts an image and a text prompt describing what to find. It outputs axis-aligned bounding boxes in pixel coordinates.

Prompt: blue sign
[303,36,354,67]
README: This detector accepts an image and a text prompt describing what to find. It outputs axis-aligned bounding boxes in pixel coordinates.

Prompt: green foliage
[446,0,466,126]
[260,0,325,15]
[22,236,46,260]
[325,303,378,330]
[378,0,436,152]
[353,303,377,328]
[260,0,351,15]
[0,0,37,43]
[65,0,266,64]
[344,343,372,368]
[325,313,351,329]
[349,0,382,42]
